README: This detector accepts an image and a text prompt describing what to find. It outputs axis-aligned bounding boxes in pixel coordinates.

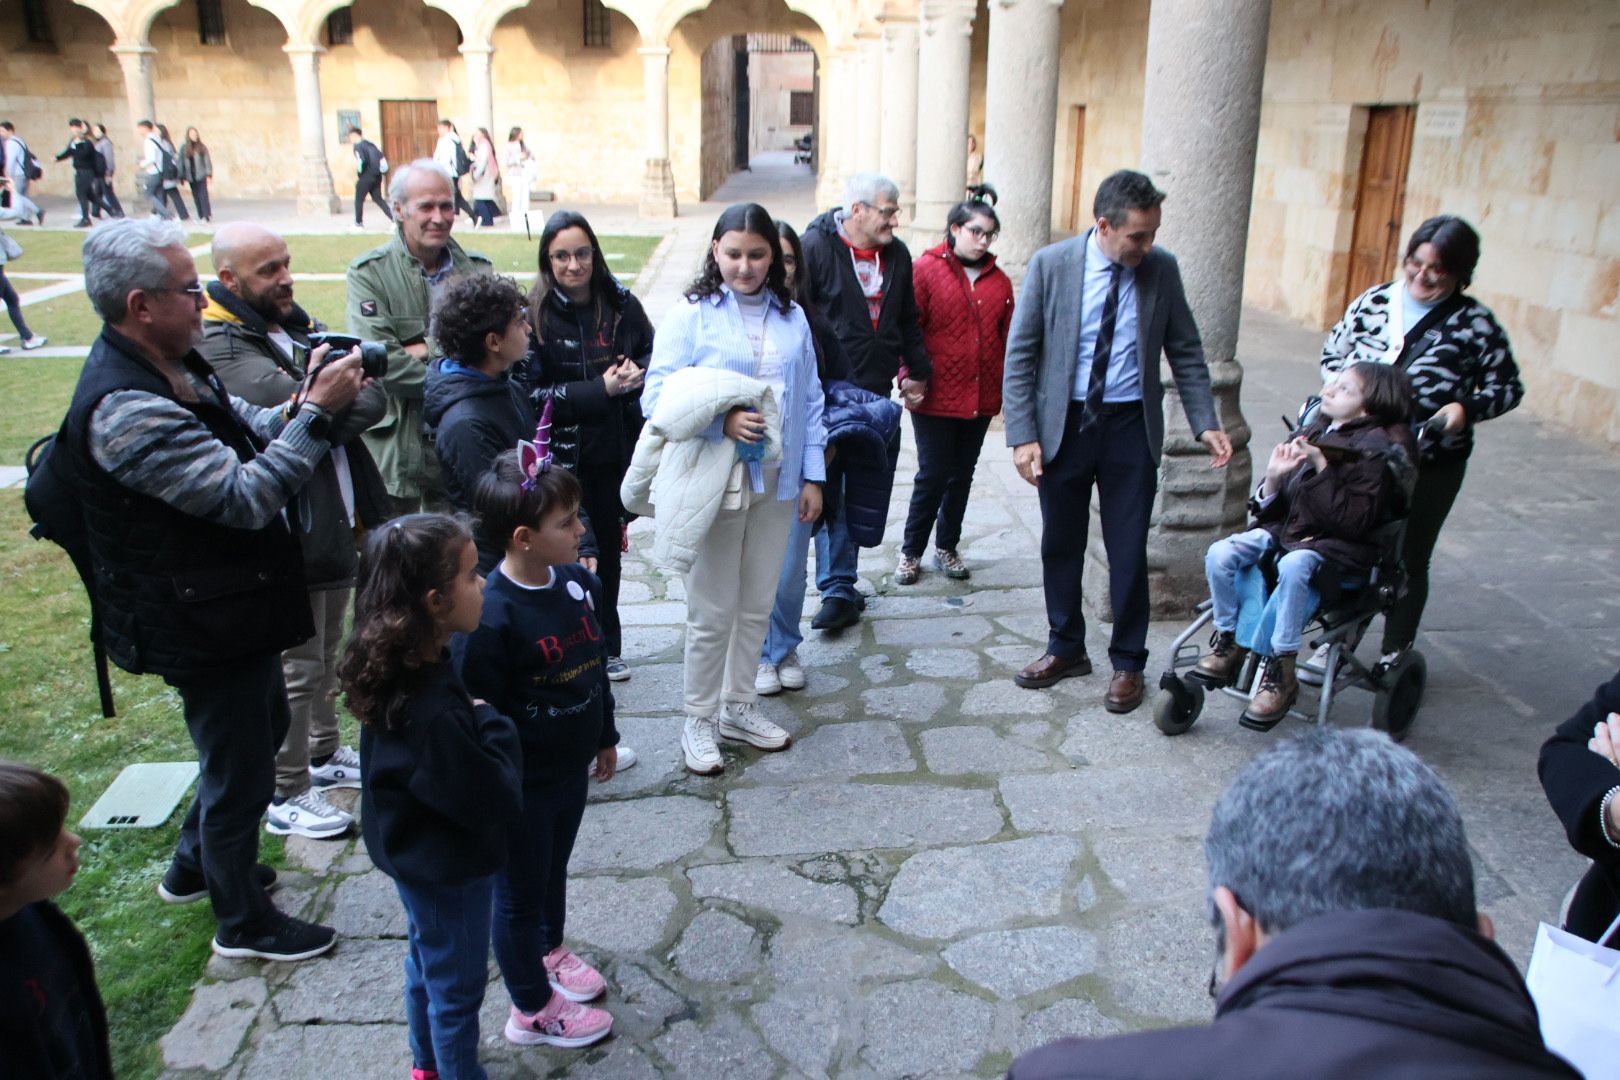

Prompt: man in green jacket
[346,158,492,516]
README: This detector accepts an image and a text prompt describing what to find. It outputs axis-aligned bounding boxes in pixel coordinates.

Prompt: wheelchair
[1153,517,1426,741]
[1152,403,1429,742]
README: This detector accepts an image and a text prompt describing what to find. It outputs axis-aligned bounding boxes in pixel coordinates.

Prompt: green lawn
[0,491,289,1080]
[0,356,83,462]
[6,230,211,274]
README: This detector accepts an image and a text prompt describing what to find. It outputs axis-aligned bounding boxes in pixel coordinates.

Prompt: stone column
[1102,0,1269,617]
[852,30,884,172]
[284,42,341,215]
[460,42,496,139]
[912,0,975,240]
[815,46,855,208]
[111,43,158,128]
[879,16,920,217]
[982,0,1063,279]
[638,45,677,218]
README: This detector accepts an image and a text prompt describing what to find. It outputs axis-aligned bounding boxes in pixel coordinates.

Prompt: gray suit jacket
[1002,230,1219,464]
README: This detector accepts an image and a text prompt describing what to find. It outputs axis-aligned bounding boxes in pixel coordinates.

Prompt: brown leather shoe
[1015,651,1093,689]
[1105,670,1146,713]
[1193,630,1249,687]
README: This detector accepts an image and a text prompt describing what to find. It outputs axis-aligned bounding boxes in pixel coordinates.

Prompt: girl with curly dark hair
[342,512,523,1080]
[639,202,827,777]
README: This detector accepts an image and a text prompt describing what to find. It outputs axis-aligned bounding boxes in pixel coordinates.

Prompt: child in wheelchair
[1194,361,1417,729]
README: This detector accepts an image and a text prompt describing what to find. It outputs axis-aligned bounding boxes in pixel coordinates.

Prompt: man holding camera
[64,219,369,960]
[201,222,388,842]
[347,158,492,517]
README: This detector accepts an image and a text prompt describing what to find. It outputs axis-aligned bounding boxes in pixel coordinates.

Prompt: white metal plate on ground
[79,762,198,829]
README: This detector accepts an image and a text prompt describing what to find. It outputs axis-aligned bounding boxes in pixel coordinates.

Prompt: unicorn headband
[518,398,554,491]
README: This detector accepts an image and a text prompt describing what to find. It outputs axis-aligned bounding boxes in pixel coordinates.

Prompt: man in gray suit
[1003,169,1232,713]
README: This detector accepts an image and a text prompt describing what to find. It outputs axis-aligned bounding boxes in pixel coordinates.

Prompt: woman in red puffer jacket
[895,195,1014,585]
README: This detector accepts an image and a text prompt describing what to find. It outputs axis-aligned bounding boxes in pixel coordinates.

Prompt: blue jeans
[814,500,861,603]
[395,875,496,1080]
[1205,528,1324,656]
[762,512,815,666]
[492,772,589,1013]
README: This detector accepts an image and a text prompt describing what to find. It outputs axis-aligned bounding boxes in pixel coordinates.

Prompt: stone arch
[71,0,184,45]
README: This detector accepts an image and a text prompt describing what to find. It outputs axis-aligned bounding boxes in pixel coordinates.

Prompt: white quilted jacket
[620,366,781,574]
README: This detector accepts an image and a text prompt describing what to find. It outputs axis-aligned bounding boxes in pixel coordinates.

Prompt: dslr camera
[308,332,388,380]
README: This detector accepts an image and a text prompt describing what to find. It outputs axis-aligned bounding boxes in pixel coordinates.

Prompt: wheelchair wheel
[1372,651,1426,743]
[1154,677,1205,736]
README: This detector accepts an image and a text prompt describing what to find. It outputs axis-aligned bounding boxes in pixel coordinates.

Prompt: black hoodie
[800,207,932,394]
[1009,908,1579,1080]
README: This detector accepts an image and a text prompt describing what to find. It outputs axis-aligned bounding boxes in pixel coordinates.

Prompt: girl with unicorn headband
[451,402,622,1051]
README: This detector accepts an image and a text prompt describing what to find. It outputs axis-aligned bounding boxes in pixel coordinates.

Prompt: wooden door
[1066,106,1087,231]
[379,100,439,175]
[1344,104,1415,309]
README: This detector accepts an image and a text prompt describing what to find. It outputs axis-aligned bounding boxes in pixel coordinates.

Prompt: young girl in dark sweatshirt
[454,446,619,1050]
[340,513,522,1080]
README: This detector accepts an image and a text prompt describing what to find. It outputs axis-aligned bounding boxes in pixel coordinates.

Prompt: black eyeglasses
[549,247,594,266]
[962,224,998,242]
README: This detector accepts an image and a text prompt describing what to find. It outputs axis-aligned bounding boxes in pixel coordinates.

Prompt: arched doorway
[697,32,816,200]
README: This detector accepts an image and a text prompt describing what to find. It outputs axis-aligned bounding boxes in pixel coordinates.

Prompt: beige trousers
[681,489,796,718]
[275,586,349,797]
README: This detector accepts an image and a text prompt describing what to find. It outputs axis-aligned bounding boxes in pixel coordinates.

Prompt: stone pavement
[155,286,1620,1077]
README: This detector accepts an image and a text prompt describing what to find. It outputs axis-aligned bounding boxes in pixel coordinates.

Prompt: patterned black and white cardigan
[1320,281,1523,465]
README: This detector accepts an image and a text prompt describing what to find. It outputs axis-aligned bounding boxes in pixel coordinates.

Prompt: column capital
[919,0,977,36]
[109,43,157,57]
[282,41,327,58]
[988,0,1064,9]
[457,41,494,57]
[636,45,672,59]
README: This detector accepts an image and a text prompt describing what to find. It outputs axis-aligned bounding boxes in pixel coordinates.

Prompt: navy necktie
[1083,262,1124,426]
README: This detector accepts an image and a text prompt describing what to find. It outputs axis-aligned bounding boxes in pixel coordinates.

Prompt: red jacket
[907,242,1013,418]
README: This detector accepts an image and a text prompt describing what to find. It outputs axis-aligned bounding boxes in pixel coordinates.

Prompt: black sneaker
[810,597,860,632]
[212,913,336,962]
[158,862,278,904]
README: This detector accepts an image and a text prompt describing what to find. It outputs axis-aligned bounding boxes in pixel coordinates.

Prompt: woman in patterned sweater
[1320,215,1522,663]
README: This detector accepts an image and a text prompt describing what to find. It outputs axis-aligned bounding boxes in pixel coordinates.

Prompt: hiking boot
[1243,653,1299,730]
[756,662,783,696]
[718,701,791,751]
[895,552,921,585]
[1193,630,1249,687]
[265,789,352,839]
[544,945,606,1002]
[211,912,336,962]
[682,714,723,775]
[504,994,612,1048]
[935,548,970,580]
[159,862,277,905]
[777,650,806,691]
[309,745,362,789]
[606,655,630,682]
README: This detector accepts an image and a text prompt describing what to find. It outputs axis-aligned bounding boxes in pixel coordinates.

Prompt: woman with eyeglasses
[894,196,1014,586]
[517,211,653,683]
[1319,215,1522,668]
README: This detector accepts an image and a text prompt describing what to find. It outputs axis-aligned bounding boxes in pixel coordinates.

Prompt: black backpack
[19,139,43,181]
[453,139,471,177]
[24,430,116,717]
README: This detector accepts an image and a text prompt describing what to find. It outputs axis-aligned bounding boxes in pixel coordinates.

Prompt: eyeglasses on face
[864,205,901,221]
[549,247,594,266]
[962,224,998,241]
[150,282,206,305]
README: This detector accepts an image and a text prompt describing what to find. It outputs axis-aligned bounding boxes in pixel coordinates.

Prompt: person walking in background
[0,123,44,224]
[504,127,534,233]
[182,127,213,222]
[470,128,499,229]
[0,180,49,353]
[520,210,654,683]
[91,123,124,219]
[155,125,190,221]
[895,194,1013,587]
[55,119,103,228]
[434,119,477,224]
[348,127,391,229]
[136,120,168,219]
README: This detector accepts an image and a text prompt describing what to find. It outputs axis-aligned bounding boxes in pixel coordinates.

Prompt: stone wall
[1249,0,1620,443]
[698,36,740,200]
[748,49,814,159]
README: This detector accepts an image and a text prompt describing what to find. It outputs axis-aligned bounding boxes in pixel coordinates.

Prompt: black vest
[63,328,313,679]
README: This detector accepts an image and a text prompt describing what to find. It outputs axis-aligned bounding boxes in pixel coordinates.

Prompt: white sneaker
[682,715,723,775]
[756,662,783,696]
[309,745,362,789]
[718,701,791,751]
[265,789,352,838]
[588,745,638,777]
[22,335,48,350]
[1298,642,1338,687]
[777,650,806,691]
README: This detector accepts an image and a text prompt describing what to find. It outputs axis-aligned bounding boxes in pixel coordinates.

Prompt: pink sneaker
[503,994,613,1048]
[410,1069,439,1080]
[543,944,606,1002]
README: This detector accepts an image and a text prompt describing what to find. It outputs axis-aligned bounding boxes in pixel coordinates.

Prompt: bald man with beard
[201,222,389,842]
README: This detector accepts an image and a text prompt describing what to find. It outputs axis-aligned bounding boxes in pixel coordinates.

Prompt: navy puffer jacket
[823,380,902,547]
